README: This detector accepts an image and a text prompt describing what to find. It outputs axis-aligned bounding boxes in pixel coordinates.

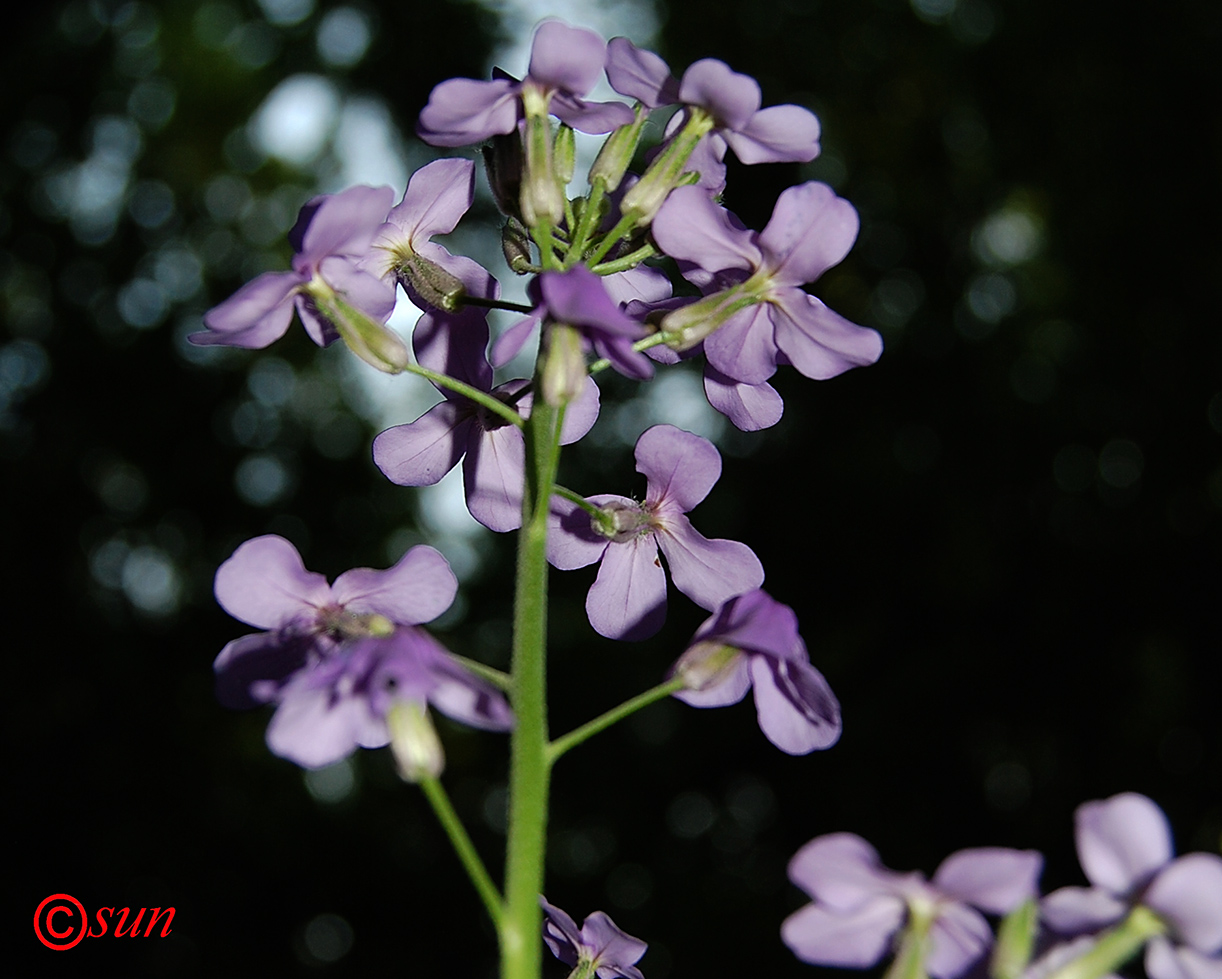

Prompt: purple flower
[265,627,513,771]
[212,535,457,708]
[548,424,763,641]
[417,20,634,147]
[782,834,1043,978]
[1042,793,1222,979]
[541,898,647,979]
[652,182,883,386]
[191,185,404,369]
[670,589,840,754]
[372,309,600,532]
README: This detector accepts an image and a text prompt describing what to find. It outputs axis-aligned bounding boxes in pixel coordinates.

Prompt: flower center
[592,501,657,543]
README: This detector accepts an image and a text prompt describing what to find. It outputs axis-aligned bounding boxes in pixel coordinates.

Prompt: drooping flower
[191,185,406,372]
[670,589,840,754]
[541,898,647,979]
[1041,792,1222,979]
[651,182,883,386]
[212,535,457,708]
[782,834,1043,978]
[417,20,634,147]
[372,308,600,533]
[548,424,763,640]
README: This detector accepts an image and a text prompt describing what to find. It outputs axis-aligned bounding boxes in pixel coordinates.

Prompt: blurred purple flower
[548,424,763,640]
[418,20,634,147]
[670,589,840,754]
[652,182,883,386]
[372,308,599,532]
[1042,792,1222,979]
[782,834,1043,978]
[191,185,398,354]
[541,898,647,979]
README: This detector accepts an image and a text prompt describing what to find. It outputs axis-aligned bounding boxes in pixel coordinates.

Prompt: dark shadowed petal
[411,630,513,731]
[787,833,899,909]
[781,897,906,968]
[331,545,457,624]
[1146,939,1222,979]
[293,292,340,348]
[655,514,764,611]
[192,270,302,348]
[388,158,474,241]
[541,898,584,967]
[926,902,993,979]
[491,308,543,367]
[601,264,673,306]
[1076,792,1174,895]
[587,534,667,640]
[605,37,679,107]
[1040,886,1128,933]
[772,291,883,380]
[215,535,332,629]
[651,186,760,275]
[546,495,616,570]
[540,266,646,338]
[722,103,821,164]
[1144,854,1222,952]
[690,590,801,661]
[464,424,526,533]
[372,401,471,487]
[759,182,858,286]
[635,424,722,512]
[749,654,841,753]
[549,93,637,135]
[413,307,494,393]
[559,375,601,444]
[703,303,779,385]
[417,77,520,147]
[703,364,783,431]
[527,20,607,96]
[298,185,396,262]
[213,631,315,709]
[677,59,761,130]
[933,848,1043,915]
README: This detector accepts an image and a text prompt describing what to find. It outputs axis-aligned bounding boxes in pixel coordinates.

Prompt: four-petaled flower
[670,589,841,754]
[548,424,763,641]
[782,833,1043,978]
[541,898,647,979]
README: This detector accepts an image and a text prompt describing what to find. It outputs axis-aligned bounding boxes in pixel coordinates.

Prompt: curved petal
[1075,792,1174,895]
[1040,886,1128,933]
[542,899,584,967]
[927,903,993,979]
[549,94,637,135]
[600,264,673,306]
[722,103,821,164]
[933,848,1044,915]
[636,424,722,512]
[749,654,841,753]
[689,589,801,661]
[605,37,679,107]
[1144,854,1222,953]
[1146,940,1222,979]
[704,303,779,384]
[215,535,332,629]
[415,244,500,302]
[266,681,385,769]
[213,631,314,709]
[547,495,617,570]
[678,59,761,130]
[672,653,752,708]
[331,544,458,625]
[787,832,899,908]
[421,639,514,731]
[317,257,398,322]
[412,306,493,391]
[587,534,667,641]
[193,270,302,349]
[390,158,474,242]
[372,401,471,487]
[528,20,606,96]
[558,375,601,444]
[703,363,783,431]
[491,309,543,367]
[772,291,883,380]
[655,514,764,610]
[464,424,526,533]
[417,77,520,147]
[759,182,858,286]
[298,185,396,262]
[781,897,905,968]
[651,186,760,275]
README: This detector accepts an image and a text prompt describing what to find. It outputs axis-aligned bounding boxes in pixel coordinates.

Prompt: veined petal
[926,902,993,979]
[636,423,722,512]
[464,424,526,533]
[549,94,636,135]
[389,157,474,242]
[690,589,801,661]
[703,363,784,431]
[298,185,396,263]
[587,533,667,640]
[749,654,841,753]
[215,535,333,629]
[527,20,607,97]
[678,58,761,130]
[759,181,858,286]
[421,638,514,731]
[266,679,386,769]
[651,186,761,275]
[417,77,520,147]
[655,514,764,610]
[192,270,302,349]
[605,37,680,108]
[722,103,821,164]
[372,401,471,487]
[703,303,779,385]
[772,291,883,380]
[1075,792,1174,895]
[331,544,458,624]
[781,897,905,968]
[1144,853,1222,953]
[412,306,494,392]
[933,848,1043,914]
[547,495,618,570]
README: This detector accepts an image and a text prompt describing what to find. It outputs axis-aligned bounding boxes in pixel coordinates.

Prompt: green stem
[590,243,656,276]
[500,397,565,979]
[419,776,504,927]
[403,363,524,429]
[462,295,537,314]
[566,179,608,265]
[552,485,602,519]
[547,677,686,764]
[584,211,638,267]
[1041,907,1165,979]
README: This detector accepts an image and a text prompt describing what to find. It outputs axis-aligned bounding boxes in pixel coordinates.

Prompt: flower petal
[758,182,857,286]
[331,544,458,624]
[528,20,607,97]
[933,848,1043,915]
[772,291,883,380]
[464,424,526,533]
[749,654,841,753]
[672,653,752,707]
[192,270,302,349]
[787,833,900,908]
[547,496,616,570]
[388,157,474,242]
[781,897,905,968]
[678,59,761,130]
[703,363,783,431]
[1040,886,1128,933]
[298,185,396,262]
[636,424,722,512]
[1075,792,1174,895]
[213,631,314,709]
[214,535,332,630]
[1146,939,1222,979]
[417,77,520,147]
[704,303,779,385]
[372,401,471,487]
[655,513,764,610]
[605,37,679,108]
[651,186,761,276]
[587,533,667,641]
[722,103,821,164]
[1144,853,1222,953]
[926,902,993,979]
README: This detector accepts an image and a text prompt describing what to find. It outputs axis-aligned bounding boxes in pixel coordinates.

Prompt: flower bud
[672,640,744,692]
[553,123,576,186]
[303,281,409,374]
[620,107,715,226]
[589,104,647,193]
[540,323,586,407]
[387,700,444,782]
[392,251,467,312]
[483,132,524,221]
[521,83,565,228]
[502,218,534,274]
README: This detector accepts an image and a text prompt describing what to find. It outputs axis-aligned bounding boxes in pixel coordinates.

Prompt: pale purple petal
[703,364,783,431]
[605,37,679,108]
[542,899,584,966]
[549,93,637,134]
[547,496,615,570]
[266,678,386,769]
[540,266,645,338]
[419,636,514,730]
[772,291,883,380]
[933,848,1044,915]
[636,424,722,512]
[192,270,302,349]
[464,424,526,532]
[297,185,396,263]
[1147,940,1222,979]
[214,535,332,629]
[673,654,752,707]
[651,186,761,275]
[655,515,764,611]
[781,897,906,968]
[528,21,606,96]
[491,309,543,367]
[417,77,520,146]
[213,632,314,709]
[687,132,728,194]
[580,911,648,979]
[749,654,841,753]
[414,243,500,301]
[558,375,601,444]
[1076,792,1174,895]
[600,265,673,306]
[926,902,993,979]
[787,833,901,909]
[331,544,458,624]
[722,103,821,164]
[759,182,859,286]
[587,533,667,641]
[690,589,801,661]
[388,158,475,241]
[1145,854,1222,952]
[1040,886,1128,933]
[412,307,493,391]
[678,59,761,130]
[704,303,779,384]
[372,401,471,486]
[317,256,398,321]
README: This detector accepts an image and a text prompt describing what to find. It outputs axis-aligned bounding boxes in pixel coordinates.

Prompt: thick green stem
[500,397,564,979]
[1041,907,1165,979]
[419,776,504,927]
[547,677,686,764]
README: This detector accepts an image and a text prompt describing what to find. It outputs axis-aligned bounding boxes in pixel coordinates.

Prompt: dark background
[6,0,1220,976]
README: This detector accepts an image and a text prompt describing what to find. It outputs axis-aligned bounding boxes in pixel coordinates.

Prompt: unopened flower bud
[502,218,534,274]
[589,104,648,193]
[553,124,576,185]
[658,287,759,351]
[540,323,587,407]
[673,640,743,692]
[483,132,524,221]
[303,280,409,374]
[393,251,467,312]
[521,83,565,228]
[387,701,444,782]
